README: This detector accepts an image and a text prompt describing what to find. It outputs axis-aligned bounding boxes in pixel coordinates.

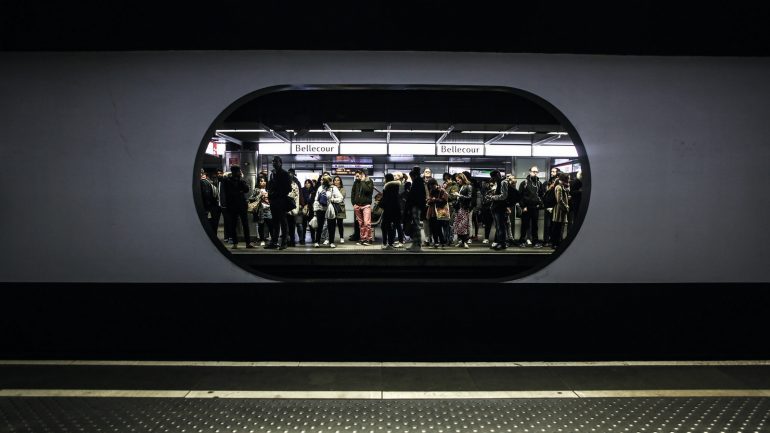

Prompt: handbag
[247,200,259,213]
[332,201,343,215]
[435,203,450,221]
[514,203,522,218]
[309,215,318,229]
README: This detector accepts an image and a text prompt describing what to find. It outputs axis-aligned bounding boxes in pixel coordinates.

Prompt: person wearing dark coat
[200,169,220,233]
[405,166,426,252]
[379,173,402,249]
[220,165,253,249]
[517,166,545,247]
[266,156,292,249]
[567,170,583,236]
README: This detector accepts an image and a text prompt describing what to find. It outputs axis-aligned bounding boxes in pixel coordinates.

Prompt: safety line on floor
[1,360,769,367]
[1,389,770,399]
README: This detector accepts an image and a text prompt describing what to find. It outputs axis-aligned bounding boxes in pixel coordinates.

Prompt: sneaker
[463,242,470,249]
[432,244,439,249]
[313,243,320,248]
[533,243,543,249]
[393,242,402,248]
[482,239,489,244]
[526,239,533,246]
[494,244,507,250]
[330,243,336,248]
[361,241,370,246]
[440,244,445,250]
[491,242,498,248]
[246,243,255,249]
[455,241,463,247]
[467,239,472,244]
[323,240,329,246]
[406,244,422,252]
[339,238,344,244]
[259,241,266,246]
[231,243,238,249]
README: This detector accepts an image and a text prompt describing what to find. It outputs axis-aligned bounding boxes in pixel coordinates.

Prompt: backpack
[318,188,329,206]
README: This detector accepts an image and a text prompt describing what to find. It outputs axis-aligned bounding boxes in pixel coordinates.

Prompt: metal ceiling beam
[485,125,519,145]
[532,134,564,146]
[323,123,340,145]
[215,132,242,145]
[258,123,291,144]
[436,125,455,145]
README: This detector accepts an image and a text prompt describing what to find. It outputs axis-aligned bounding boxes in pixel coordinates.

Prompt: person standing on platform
[286,168,304,247]
[332,176,347,244]
[351,169,374,246]
[542,167,561,247]
[550,172,570,249]
[486,170,509,250]
[220,165,253,249]
[517,166,545,248]
[568,170,583,236]
[452,172,473,249]
[200,169,219,234]
[379,173,401,249]
[266,156,292,250]
[405,166,426,252]
[421,168,434,246]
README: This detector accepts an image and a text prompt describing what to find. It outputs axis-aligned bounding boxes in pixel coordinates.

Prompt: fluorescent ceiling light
[374,129,447,133]
[309,129,362,133]
[547,132,569,135]
[215,129,267,133]
[461,131,537,135]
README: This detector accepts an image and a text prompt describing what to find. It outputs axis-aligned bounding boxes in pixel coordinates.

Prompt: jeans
[354,204,372,242]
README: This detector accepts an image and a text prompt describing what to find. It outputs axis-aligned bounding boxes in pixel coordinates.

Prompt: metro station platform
[1,361,769,433]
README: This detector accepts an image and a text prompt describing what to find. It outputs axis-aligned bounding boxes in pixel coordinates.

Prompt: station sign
[292,142,339,154]
[436,144,484,156]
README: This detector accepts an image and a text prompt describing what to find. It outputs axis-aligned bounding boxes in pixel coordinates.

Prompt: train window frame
[193,84,590,282]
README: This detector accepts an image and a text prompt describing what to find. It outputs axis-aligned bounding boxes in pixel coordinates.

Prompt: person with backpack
[312,174,344,248]
[517,166,545,248]
[542,167,561,246]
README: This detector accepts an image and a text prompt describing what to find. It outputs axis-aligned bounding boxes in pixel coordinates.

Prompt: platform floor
[1,361,769,432]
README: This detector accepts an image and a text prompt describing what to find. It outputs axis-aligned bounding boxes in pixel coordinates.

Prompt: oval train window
[194,85,589,282]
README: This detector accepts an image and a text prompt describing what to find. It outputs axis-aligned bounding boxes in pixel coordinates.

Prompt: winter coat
[313,185,344,215]
[405,175,426,210]
[552,183,570,223]
[351,177,374,206]
[220,174,249,211]
[380,180,402,218]
[518,176,544,209]
[267,167,292,211]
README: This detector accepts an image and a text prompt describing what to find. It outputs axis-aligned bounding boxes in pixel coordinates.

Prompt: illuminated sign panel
[340,142,387,155]
[292,142,339,154]
[389,142,435,155]
[259,142,291,154]
[437,144,484,155]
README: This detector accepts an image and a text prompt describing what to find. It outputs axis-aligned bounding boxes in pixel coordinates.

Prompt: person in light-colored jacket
[313,174,344,248]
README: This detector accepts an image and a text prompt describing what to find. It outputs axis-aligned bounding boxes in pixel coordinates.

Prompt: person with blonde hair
[313,174,344,248]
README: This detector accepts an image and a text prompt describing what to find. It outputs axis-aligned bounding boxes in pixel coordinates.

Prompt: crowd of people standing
[200,158,583,252]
